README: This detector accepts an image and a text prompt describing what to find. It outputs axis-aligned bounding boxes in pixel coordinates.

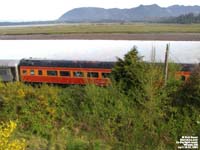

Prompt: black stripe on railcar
[180,64,195,72]
[19,59,115,69]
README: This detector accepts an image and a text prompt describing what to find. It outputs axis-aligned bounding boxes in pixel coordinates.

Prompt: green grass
[0,23,200,35]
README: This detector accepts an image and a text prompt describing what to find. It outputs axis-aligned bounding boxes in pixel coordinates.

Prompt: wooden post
[164,44,169,86]
[151,46,156,63]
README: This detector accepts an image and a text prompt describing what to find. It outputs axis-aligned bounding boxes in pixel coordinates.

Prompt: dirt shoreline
[0,33,200,41]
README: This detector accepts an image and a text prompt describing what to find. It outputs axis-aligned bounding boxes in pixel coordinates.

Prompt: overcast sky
[0,0,200,21]
[0,40,199,63]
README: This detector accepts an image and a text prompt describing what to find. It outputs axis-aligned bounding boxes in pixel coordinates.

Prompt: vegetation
[0,47,199,149]
[162,13,200,24]
[0,121,26,150]
[0,23,200,35]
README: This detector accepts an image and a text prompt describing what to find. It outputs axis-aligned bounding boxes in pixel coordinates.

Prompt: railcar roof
[19,59,115,69]
[180,64,197,71]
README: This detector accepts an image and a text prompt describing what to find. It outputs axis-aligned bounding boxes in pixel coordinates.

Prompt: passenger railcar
[0,59,196,85]
[19,59,115,86]
[175,64,195,81]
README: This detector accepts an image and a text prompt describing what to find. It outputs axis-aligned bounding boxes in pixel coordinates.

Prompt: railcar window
[102,73,110,78]
[38,70,43,75]
[30,70,35,75]
[22,70,27,75]
[47,70,57,76]
[181,75,186,81]
[87,72,99,78]
[60,71,70,77]
[73,71,84,77]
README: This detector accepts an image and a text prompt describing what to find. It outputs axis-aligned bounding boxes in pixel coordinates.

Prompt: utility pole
[164,44,169,86]
[151,46,156,63]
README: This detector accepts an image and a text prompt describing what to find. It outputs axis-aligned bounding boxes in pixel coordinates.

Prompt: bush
[0,121,26,150]
[177,65,200,107]
[0,49,199,149]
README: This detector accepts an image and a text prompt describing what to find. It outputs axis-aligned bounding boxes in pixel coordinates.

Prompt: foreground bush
[0,121,26,150]
[0,48,199,149]
[178,65,200,107]
[0,75,198,149]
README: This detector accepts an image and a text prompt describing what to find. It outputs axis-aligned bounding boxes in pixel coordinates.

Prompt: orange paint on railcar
[19,66,111,86]
[175,71,191,81]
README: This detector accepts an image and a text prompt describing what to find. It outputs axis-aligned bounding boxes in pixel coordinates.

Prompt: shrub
[0,121,26,150]
[177,65,200,107]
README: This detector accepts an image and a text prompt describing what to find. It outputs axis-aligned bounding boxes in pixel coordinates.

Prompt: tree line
[161,13,200,24]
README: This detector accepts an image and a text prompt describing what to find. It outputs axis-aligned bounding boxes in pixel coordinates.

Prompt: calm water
[0,40,199,63]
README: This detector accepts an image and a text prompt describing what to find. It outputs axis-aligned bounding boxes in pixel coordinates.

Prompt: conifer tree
[112,46,148,103]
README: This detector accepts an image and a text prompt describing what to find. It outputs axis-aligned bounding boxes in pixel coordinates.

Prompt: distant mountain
[59,4,200,22]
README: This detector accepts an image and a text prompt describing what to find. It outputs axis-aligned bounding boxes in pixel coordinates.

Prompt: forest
[162,13,200,24]
[0,47,199,149]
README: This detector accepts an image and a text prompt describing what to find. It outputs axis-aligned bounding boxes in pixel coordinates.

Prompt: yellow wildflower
[0,121,26,150]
